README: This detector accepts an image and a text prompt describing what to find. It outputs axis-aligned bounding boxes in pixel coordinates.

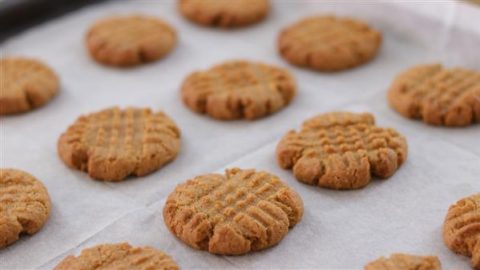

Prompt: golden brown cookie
[365,253,441,270]
[181,60,296,120]
[54,242,179,270]
[388,64,480,126]
[276,112,407,190]
[0,57,59,115]
[58,107,181,181]
[86,15,177,67]
[163,168,303,255]
[278,15,382,72]
[443,193,480,269]
[0,169,51,248]
[178,0,269,28]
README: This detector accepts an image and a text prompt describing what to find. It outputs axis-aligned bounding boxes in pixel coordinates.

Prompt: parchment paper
[1,0,479,269]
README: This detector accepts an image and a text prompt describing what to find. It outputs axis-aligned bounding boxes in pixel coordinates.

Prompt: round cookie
[178,0,269,28]
[276,112,407,190]
[443,193,480,269]
[388,64,480,126]
[163,168,304,255]
[0,168,51,248]
[58,107,181,181]
[54,242,179,270]
[181,60,296,120]
[0,57,59,115]
[86,15,177,67]
[365,253,441,270]
[278,15,382,71]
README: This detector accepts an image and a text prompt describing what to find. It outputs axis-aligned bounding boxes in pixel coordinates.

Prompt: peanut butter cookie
[58,107,180,181]
[0,169,51,248]
[163,168,303,255]
[276,112,407,190]
[388,64,480,126]
[0,57,59,115]
[86,15,177,67]
[443,193,480,269]
[278,15,382,71]
[178,0,269,28]
[54,242,179,270]
[181,60,296,120]
[365,253,441,270]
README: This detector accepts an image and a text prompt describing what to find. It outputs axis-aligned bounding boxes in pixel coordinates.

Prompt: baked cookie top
[388,64,480,126]
[58,107,180,181]
[278,15,382,71]
[163,168,303,255]
[54,242,179,270]
[86,15,177,66]
[178,0,270,28]
[443,193,480,269]
[276,112,407,190]
[0,57,59,115]
[365,253,441,270]
[0,168,51,249]
[181,60,296,120]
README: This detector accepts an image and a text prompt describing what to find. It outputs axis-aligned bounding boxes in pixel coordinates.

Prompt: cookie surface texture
[0,168,51,248]
[163,168,304,255]
[54,242,179,270]
[388,64,480,126]
[181,60,296,120]
[178,0,270,28]
[86,15,177,66]
[58,107,181,181]
[365,253,441,270]
[276,112,407,190]
[0,58,59,115]
[443,193,480,269]
[278,15,382,71]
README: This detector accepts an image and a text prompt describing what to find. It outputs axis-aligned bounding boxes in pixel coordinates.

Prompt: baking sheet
[1,0,479,269]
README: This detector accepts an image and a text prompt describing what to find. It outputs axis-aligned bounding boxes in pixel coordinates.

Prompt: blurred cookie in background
[387,64,480,127]
[178,0,270,28]
[0,57,59,115]
[278,15,382,72]
[85,15,177,67]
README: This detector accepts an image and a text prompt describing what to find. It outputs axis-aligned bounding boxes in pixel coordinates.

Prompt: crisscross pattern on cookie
[179,0,269,27]
[0,169,51,248]
[278,16,381,71]
[86,16,176,66]
[276,112,407,190]
[388,64,480,126]
[0,58,59,115]
[163,168,303,255]
[181,61,296,120]
[58,107,180,181]
[443,193,480,269]
[54,243,179,270]
[365,253,441,270]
